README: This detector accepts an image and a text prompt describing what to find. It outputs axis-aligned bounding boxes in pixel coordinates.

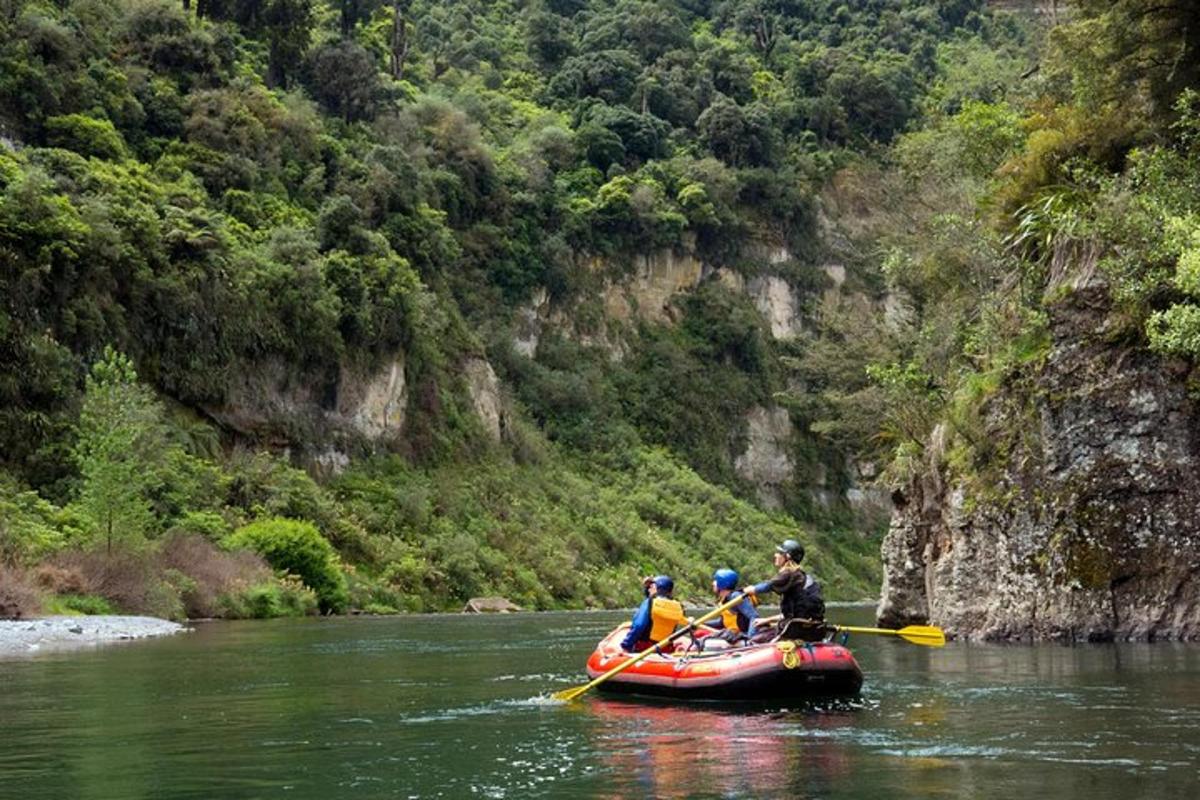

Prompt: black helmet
[775,539,804,563]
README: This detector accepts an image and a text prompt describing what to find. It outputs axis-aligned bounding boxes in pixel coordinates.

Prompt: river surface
[2,606,1199,799]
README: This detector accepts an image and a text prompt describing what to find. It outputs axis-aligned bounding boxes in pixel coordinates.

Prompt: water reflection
[587,698,855,799]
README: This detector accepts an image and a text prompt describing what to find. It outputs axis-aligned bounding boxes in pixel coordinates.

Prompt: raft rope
[775,640,801,669]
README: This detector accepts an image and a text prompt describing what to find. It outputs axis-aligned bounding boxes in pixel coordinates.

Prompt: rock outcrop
[599,241,705,323]
[462,597,522,613]
[207,354,409,448]
[746,275,802,339]
[734,405,795,509]
[878,249,1200,641]
[464,357,504,442]
[337,358,408,440]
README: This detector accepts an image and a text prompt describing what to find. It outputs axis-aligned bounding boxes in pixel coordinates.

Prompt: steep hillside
[0,0,1036,615]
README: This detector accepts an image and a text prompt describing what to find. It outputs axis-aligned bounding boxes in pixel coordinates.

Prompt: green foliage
[1146,221,1200,357]
[1050,1,1200,124]
[332,447,881,610]
[44,114,128,160]
[225,517,349,612]
[0,480,74,565]
[0,0,1047,615]
[41,593,119,616]
[303,38,384,122]
[218,575,319,618]
[74,348,166,553]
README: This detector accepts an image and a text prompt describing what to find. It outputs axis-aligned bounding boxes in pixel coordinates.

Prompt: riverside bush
[218,575,318,619]
[159,534,273,618]
[41,593,118,616]
[225,518,349,612]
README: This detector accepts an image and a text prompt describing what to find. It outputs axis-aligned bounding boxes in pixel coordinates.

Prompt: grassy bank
[2,442,880,621]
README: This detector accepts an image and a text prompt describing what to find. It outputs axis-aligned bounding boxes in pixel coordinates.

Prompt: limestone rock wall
[600,245,705,323]
[464,357,504,442]
[746,275,802,339]
[734,405,796,509]
[878,254,1200,641]
[206,351,508,468]
[208,355,409,448]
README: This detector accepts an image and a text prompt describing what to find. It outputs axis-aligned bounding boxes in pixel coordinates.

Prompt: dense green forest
[9,0,1189,620]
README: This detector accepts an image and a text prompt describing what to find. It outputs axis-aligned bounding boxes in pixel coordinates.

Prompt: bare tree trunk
[391,1,410,80]
[1041,0,1060,25]
[754,13,775,56]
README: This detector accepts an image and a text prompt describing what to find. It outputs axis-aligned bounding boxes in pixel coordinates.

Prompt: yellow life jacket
[719,592,758,632]
[649,597,686,642]
[719,604,741,633]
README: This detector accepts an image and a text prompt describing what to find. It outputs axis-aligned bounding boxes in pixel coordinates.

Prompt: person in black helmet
[742,539,825,622]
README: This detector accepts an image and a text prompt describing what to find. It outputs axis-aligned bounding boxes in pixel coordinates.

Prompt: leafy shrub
[159,533,272,618]
[345,567,405,615]
[167,511,232,542]
[44,114,128,160]
[42,593,118,616]
[218,574,318,618]
[0,483,70,565]
[143,568,193,621]
[225,518,348,612]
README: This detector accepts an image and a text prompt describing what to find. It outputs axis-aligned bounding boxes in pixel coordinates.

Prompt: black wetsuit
[753,567,825,620]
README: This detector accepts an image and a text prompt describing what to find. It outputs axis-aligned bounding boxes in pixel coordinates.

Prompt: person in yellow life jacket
[703,568,758,646]
[620,575,688,652]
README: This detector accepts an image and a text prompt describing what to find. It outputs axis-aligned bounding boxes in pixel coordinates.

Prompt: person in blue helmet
[703,568,758,647]
[620,575,688,652]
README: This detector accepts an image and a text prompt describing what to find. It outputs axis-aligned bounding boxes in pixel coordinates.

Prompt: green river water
[2,606,1199,799]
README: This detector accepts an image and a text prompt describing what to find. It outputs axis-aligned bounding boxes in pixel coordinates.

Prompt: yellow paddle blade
[896,625,946,647]
[552,685,588,703]
[835,624,947,648]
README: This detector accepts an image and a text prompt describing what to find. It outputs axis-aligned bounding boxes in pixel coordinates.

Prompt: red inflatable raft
[584,624,863,701]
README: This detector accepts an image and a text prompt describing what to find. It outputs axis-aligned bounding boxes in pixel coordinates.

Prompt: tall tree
[74,348,165,555]
[263,0,314,87]
[338,0,380,37]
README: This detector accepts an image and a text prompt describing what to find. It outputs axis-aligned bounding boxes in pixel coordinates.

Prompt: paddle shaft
[836,625,905,637]
[556,593,746,701]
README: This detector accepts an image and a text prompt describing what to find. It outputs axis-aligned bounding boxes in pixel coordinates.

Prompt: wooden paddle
[553,593,746,702]
[833,624,946,647]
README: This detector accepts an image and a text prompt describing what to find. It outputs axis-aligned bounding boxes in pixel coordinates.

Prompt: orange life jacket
[649,597,686,642]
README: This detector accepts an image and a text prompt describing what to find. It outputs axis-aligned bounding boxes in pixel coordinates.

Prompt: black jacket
[754,567,825,620]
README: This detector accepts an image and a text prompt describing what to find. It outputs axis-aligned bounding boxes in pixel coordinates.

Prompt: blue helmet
[713,568,738,591]
[652,575,674,596]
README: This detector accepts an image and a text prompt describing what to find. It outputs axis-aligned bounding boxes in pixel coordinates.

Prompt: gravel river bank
[0,616,185,657]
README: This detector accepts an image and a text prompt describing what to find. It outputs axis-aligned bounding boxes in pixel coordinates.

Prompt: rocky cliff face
[734,405,796,509]
[205,350,506,472]
[878,250,1200,641]
[206,356,409,448]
